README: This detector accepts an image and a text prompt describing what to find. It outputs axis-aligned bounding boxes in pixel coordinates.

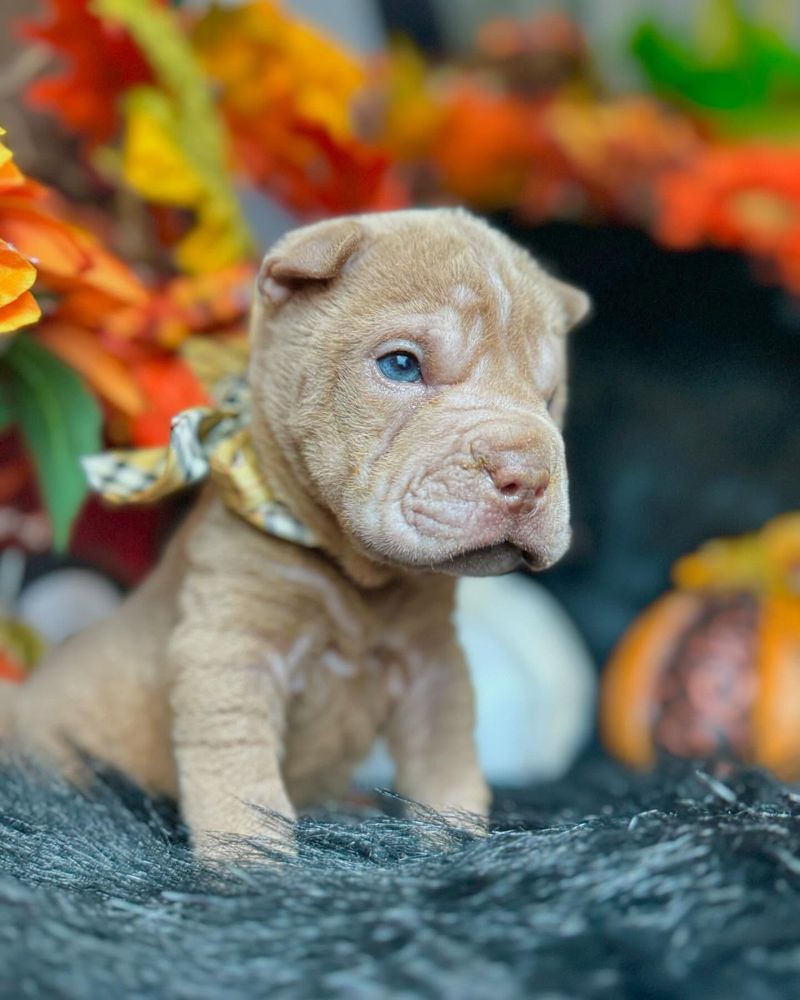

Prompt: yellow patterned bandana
[82,338,318,548]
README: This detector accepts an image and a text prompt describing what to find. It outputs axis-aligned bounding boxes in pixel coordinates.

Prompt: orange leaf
[21,0,154,147]
[51,286,128,332]
[129,355,211,446]
[0,290,40,334]
[0,200,90,282]
[0,158,27,194]
[0,200,146,303]
[65,227,148,304]
[432,85,548,209]
[0,239,37,307]
[35,322,146,417]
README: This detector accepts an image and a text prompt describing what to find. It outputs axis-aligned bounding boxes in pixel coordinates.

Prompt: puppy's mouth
[425,543,550,577]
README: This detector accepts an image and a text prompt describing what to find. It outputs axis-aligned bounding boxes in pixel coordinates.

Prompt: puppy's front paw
[188,797,298,866]
[192,824,297,866]
[447,809,490,838]
[405,778,492,839]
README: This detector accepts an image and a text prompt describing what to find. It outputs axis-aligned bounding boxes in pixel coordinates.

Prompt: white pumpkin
[357,574,596,790]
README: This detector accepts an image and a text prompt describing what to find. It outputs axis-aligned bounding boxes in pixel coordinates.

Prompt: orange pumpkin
[600,514,800,779]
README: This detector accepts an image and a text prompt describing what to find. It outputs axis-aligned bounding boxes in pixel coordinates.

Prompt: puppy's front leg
[169,618,294,860]
[386,640,490,828]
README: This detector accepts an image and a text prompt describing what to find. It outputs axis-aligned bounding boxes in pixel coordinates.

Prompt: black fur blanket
[1,757,799,999]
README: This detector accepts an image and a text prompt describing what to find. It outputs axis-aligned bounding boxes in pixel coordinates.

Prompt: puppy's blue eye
[377,351,422,383]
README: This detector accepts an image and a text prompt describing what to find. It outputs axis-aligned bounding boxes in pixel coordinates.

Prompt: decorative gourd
[600,513,800,779]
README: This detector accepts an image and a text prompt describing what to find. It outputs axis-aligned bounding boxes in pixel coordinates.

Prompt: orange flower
[117,264,254,348]
[55,263,254,348]
[39,264,253,432]
[545,96,701,217]
[192,1,401,214]
[233,118,403,215]
[22,0,154,146]
[0,166,150,416]
[0,239,40,335]
[32,316,221,446]
[0,125,146,310]
[193,2,362,141]
[364,41,445,163]
[0,125,195,436]
[0,195,147,303]
[431,83,558,210]
[655,146,800,291]
[0,133,40,334]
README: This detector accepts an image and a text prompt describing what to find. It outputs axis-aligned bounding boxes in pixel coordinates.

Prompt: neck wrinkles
[247,411,396,590]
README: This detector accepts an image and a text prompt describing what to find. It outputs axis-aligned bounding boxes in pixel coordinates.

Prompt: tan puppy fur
[0,209,589,857]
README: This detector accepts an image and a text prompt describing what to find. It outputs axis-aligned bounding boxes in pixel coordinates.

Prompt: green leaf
[4,335,102,550]
[630,0,800,135]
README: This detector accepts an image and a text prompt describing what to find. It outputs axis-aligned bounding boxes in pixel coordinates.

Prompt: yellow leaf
[0,127,13,172]
[96,0,253,273]
[121,88,206,207]
[175,201,253,275]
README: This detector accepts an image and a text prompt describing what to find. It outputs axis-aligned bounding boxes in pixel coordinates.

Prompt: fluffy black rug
[1,757,799,1000]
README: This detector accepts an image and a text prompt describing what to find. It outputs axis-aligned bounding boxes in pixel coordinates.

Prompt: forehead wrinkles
[455,242,513,333]
[448,283,486,359]
[447,251,517,365]
[457,254,526,377]
[480,263,564,387]
[485,264,512,329]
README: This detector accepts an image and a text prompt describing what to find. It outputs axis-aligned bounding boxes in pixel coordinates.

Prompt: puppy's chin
[358,542,557,577]
[428,543,524,577]
[346,514,571,577]
[349,525,571,577]
[426,543,563,577]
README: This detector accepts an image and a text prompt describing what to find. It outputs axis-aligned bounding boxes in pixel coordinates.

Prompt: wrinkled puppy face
[249,209,590,576]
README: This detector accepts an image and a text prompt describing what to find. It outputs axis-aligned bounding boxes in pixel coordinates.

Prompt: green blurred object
[631,0,800,139]
[0,335,101,551]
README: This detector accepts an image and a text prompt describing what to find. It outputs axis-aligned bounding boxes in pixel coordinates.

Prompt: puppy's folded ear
[258,219,363,304]
[549,276,592,330]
